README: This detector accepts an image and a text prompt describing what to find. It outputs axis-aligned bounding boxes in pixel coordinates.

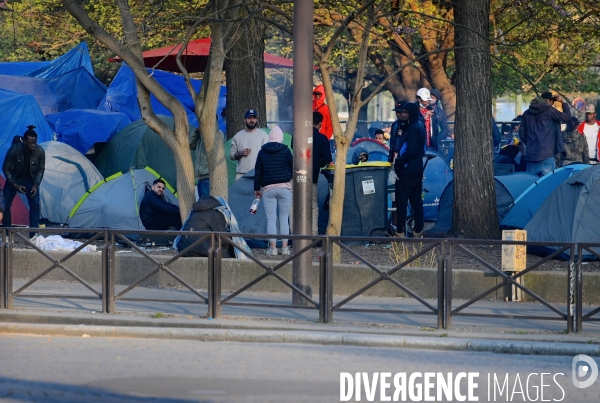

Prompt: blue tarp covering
[0,43,93,78]
[0,67,107,115]
[0,89,53,168]
[46,109,131,154]
[500,164,591,230]
[98,64,226,131]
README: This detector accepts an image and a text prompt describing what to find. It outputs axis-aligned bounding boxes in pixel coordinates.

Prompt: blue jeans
[3,177,40,228]
[526,157,555,177]
[197,178,210,199]
[262,187,292,244]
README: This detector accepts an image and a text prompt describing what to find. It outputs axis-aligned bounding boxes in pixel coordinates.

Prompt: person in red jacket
[577,104,600,162]
[312,85,333,140]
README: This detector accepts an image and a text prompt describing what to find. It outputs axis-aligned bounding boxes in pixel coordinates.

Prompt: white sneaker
[281,247,291,255]
[266,248,278,256]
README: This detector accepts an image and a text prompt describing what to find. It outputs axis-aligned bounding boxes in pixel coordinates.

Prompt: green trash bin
[323,162,391,242]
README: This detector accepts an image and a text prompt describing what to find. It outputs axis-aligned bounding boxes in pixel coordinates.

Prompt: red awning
[109,38,294,72]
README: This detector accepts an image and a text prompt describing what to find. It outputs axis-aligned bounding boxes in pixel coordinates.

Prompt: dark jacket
[139,190,180,228]
[312,127,333,183]
[393,103,426,177]
[254,142,293,190]
[557,128,589,167]
[520,101,571,162]
[3,142,45,187]
[176,196,232,258]
[429,89,449,151]
[388,119,409,163]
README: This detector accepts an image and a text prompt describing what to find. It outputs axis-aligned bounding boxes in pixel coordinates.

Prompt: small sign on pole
[502,229,527,301]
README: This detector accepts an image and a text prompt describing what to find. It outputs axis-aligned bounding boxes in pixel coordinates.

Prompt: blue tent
[98,64,226,132]
[0,43,93,78]
[46,109,131,154]
[347,139,389,164]
[421,149,454,221]
[429,172,538,236]
[500,164,591,230]
[0,89,53,168]
[0,67,107,115]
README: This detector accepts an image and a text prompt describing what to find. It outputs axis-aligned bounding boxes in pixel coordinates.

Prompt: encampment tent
[93,115,193,188]
[0,67,107,115]
[32,141,104,224]
[429,172,538,236]
[66,167,177,230]
[347,139,389,164]
[0,43,94,78]
[525,166,600,259]
[46,109,131,154]
[500,164,590,230]
[0,89,53,168]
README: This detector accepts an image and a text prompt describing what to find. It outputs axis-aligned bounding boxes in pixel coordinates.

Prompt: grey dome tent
[429,172,538,236]
[526,166,600,260]
[94,115,194,188]
[32,141,104,224]
[66,167,178,230]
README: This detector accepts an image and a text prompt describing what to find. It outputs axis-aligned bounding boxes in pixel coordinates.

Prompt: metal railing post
[437,241,445,329]
[213,233,222,319]
[207,233,214,319]
[576,244,583,333]
[318,235,327,323]
[326,236,333,324]
[445,241,453,329]
[101,230,108,313]
[107,231,116,313]
[567,244,574,333]
[0,228,5,309]
[6,230,13,310]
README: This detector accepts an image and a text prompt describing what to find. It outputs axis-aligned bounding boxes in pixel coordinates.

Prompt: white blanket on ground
[33,235,97,253]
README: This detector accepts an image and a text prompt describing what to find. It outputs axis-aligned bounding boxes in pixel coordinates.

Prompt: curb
[1,322,598,357]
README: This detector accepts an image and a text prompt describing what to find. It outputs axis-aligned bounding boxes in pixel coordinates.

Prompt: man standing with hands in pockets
[229,109,269,181]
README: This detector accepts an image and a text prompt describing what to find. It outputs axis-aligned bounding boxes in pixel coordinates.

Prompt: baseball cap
[416,88,432,101]
[540,91,554,100]
[585,104,596,114]
[245,109,258,119]
[392,101,407,111]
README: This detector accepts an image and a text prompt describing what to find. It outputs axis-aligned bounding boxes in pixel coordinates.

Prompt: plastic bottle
[249,198,260,214]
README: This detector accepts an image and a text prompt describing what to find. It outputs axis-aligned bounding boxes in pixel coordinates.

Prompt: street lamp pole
[292,0,314,305]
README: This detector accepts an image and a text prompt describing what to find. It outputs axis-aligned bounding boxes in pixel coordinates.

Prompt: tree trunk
[452,0,500,239]
[224,11,267,139]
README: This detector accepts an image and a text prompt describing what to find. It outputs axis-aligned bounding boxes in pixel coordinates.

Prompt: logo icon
[572,354,598,389]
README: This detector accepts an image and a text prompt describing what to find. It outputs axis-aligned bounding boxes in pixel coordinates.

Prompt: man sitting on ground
[139,179,181,230]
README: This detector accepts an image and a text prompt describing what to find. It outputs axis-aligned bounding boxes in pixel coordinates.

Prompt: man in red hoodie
[577,104,600,162]
[312,85,333,140]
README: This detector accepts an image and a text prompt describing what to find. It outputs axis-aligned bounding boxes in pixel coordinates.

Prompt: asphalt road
[0,334,598,402]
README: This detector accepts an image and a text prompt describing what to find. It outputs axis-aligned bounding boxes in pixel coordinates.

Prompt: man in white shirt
[229,109,269,180]
[577,104,600,162]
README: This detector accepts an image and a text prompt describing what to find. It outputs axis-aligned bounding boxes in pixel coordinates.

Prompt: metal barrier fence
[1,228,599,333]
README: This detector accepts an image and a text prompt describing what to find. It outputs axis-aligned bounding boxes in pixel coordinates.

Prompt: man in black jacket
[139,179,182,230]
[311,111,333,235]
[2,125,45,229]
[390,103,426,238]
[520,92,571,176]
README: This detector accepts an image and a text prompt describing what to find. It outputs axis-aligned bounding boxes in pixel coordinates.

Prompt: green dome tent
[66,167,177,230]
[94,115,194,188]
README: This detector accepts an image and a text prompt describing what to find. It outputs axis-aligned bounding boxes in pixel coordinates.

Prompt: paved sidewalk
[1,280,599,356]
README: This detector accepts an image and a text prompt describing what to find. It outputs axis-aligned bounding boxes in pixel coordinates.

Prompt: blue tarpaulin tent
[98,64,226,132]
[0,43,93,78]
[500,164,591,230]
[0,67,107,115]
[46,109,131,154]
[0,89,53,168]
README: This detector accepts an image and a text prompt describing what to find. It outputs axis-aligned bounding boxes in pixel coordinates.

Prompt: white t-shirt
[582,122,599,159]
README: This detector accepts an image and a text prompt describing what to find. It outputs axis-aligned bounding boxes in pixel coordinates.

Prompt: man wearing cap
[577,104,600,162]
[229,109,269,180]
[2,125,45,229]
[520,92,571,176]
[428,89,449,151]
[416,88,434,147]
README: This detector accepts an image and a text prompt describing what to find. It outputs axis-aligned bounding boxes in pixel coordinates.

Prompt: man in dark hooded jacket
[520,92,571,176]
[390,102,426,237]
[429,89,449,151]
[556,117,589,167]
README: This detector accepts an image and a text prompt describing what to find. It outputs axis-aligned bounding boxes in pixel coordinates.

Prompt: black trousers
[395,175,424,234]
[144,215,182,231]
